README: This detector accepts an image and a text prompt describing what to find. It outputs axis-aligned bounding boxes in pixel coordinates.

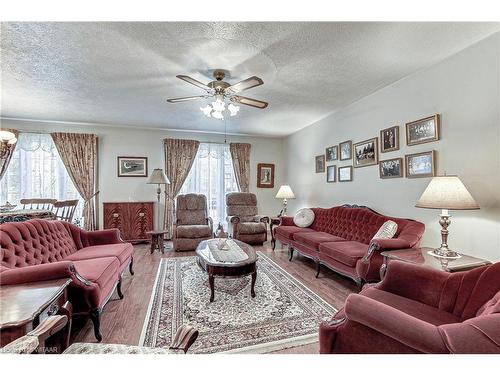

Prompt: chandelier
[0,130,18,159]
[200,96,240,120]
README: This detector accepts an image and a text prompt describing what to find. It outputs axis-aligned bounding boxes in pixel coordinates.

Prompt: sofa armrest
[86,228,123,246]
[376,261,451,307]
[0,261,76,285]
[344,294,448,353]
[279,216,295,226]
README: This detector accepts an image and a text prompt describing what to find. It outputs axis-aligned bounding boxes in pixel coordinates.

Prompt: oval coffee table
[196,239,257,302]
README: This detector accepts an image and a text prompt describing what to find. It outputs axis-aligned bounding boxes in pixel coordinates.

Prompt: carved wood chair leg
[315,261,321,278]
[89,309,103,342]
[272,239,276,250]
[129,257,134,275]
[59,301,73,351]
[288,246,294,261]
[117,276,124,299]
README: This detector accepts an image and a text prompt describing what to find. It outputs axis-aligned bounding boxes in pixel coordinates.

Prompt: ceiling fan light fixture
[212,110,224,120]
[200,105,212,117]
[228,103,240,117]
[212,98,226,112]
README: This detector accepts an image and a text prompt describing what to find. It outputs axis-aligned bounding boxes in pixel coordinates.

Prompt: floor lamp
[146,168,170,231]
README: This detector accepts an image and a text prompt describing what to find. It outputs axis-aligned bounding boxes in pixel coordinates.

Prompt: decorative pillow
[372,220,398,240]
[293,208,315,228]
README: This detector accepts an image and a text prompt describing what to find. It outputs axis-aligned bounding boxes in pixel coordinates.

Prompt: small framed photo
[339,140,352,161]
[315,155,325,173]
[380,126,400,153]
[353,137,378,168]
[406,114,440,146]
[326,165,336,182]
[257,163,275,188]
[117,156,148,177]
[379,158,403,179]
[338,166,353,182]
[325,146,338,162]
[405,151,436,178]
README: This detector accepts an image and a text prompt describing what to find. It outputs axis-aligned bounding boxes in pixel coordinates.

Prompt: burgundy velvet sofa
[0,219,134,342]
[320,260,500,353]
[273,205,425,285]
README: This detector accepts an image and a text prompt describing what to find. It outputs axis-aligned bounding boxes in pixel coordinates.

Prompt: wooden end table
[196,239,257,302]
[146,230,168,254]
[270,216,281,250]
[0,278,72,353]
[380,247,491,279]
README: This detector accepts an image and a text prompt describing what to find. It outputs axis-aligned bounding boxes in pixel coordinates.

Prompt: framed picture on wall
[315,155,325,173]
[325,146,338,162]
[339,140,352,161]
[257,163,275,188]
[338,166,353,182]
[405,151,436,178]
[326,165,336,182]
[353,137,378,168]
[380,126,400,153]
[117,156,148,177]
[406,114,440,146]
[379,158,403,179]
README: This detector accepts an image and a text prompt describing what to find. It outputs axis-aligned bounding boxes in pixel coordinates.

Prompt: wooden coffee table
[196,239,257,302]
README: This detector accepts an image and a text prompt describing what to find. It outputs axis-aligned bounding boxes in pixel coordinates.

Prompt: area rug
[139,252,336,354]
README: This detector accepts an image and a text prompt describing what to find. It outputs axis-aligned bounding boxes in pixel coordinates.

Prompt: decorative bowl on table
[0,202,17,212]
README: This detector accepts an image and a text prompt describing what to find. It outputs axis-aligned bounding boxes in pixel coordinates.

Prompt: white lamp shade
[416,176,479,210]
[276,185,295,199]
[147,168,170,185]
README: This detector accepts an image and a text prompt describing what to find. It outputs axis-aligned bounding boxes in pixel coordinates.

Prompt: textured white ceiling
[1,22,499,137]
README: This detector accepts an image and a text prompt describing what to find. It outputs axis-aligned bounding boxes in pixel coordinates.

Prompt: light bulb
[200,105,212,117]
[212,98,225,112]
[228,103,240,116]
[212,110,224,120]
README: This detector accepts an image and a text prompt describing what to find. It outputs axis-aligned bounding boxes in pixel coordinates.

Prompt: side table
[0,278,72,353]
[146,230,169,254]
[380,247,491,279]
[270,216,281,250]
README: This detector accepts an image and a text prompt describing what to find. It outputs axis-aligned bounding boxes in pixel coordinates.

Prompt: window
[180,143,238,229]
[0,132,83,222]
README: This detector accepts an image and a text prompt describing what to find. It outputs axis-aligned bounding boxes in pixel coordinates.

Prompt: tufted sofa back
[176,194,208,225]
[310,206,422,245]
[0,220,78,269]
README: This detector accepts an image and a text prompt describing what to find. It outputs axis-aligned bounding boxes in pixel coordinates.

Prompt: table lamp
[416,175,479,259]
[275,185,295,216]
[147,168,170,230]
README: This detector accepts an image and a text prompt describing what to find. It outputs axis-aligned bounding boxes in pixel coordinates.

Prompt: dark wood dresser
[103,202,154,243]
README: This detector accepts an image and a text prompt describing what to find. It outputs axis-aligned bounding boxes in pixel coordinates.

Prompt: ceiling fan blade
[176,75,212,92]
[230,95,268,109]
[167,95,206,103]
[227,76,264,93]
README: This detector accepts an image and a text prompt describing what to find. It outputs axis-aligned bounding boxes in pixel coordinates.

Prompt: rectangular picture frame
[380,125,400,153]
[257,163,275,188]
[379,157,404,179]
[406,114,440,146]
[405,150,436,178]
[339,140,352,161]
[315,155,325,173]
[338,166,353,182]
[353,137,378,168]
[325,145,338,162]
[326,165,336,182]
[117,156,148,177]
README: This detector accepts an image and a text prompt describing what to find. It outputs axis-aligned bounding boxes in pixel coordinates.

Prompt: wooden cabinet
[103,202,154,243]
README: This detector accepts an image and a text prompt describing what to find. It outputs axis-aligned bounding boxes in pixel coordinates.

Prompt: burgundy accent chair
[0,219,134,342]
[273,205,425,285]
[320,260,500,354]
[173,194,213,251]
[226,192,269,245]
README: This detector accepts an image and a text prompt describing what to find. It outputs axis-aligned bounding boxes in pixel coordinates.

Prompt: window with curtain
[0,132,83,222]
[180,142,238,229]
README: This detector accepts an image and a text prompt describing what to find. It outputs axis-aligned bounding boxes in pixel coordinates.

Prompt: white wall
[283,33,500,261]
[1,120,285,228]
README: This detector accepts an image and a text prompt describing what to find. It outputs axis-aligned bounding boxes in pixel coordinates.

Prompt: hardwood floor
[71,240,357,353]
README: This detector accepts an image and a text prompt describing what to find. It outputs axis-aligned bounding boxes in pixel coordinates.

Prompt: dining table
[0,209,56,224]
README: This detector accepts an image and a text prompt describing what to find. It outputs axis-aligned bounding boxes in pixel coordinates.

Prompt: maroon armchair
[0,219,134,342]
[320,260,500,353]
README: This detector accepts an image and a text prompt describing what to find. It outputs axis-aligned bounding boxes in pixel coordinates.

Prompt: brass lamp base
[428,209,462,260]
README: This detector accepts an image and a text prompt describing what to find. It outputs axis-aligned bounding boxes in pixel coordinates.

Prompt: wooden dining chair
[53,199,79,222]
[20,198,57,210]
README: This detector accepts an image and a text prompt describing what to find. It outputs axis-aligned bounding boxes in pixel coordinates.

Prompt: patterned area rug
[139,252,336,354]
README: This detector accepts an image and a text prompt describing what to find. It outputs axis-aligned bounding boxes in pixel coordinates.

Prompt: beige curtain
[0,128,19,180]
[163,138,200,238]
[229,143,251,192]
[51,132,98,230]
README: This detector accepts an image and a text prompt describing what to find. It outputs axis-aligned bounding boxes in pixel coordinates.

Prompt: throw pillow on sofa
[372,220,398,240]
[293,208,315,227]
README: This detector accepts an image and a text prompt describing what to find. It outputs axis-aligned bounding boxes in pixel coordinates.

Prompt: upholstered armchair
[226,192,269,245]
[319,260,500,354]
[173,194,213,252]
[0,315,199,354]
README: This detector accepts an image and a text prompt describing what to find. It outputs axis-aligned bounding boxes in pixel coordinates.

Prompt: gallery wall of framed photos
[315,113,440,183]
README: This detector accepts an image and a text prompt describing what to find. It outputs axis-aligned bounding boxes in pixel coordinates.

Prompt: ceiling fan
[166,70,268,119]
